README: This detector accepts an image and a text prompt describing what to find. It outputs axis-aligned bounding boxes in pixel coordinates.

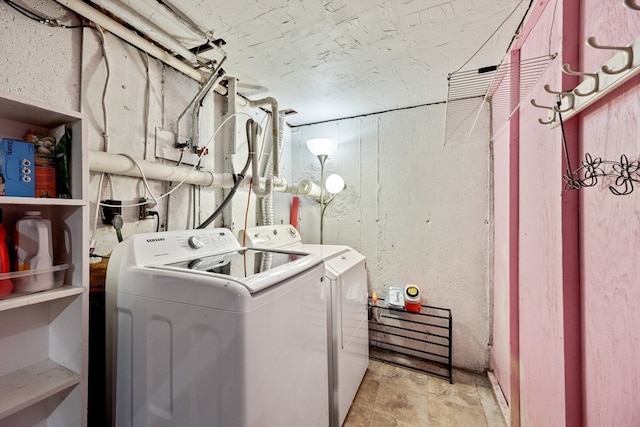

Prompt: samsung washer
[242,225,369,427]
[105,228,329,427]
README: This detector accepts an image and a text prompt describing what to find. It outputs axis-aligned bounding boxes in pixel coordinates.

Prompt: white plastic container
[14,211,54,292]
[0,264,69,297]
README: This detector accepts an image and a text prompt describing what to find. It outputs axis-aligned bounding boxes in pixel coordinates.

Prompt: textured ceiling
[119,0,532,126]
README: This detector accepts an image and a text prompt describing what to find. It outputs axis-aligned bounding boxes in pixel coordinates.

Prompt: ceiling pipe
[90,0,198,64]
[89,150,235,188]
[56,0,209,85]
[147,0,211,43]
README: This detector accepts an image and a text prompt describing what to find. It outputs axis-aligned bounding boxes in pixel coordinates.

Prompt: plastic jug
[14,211,53,292]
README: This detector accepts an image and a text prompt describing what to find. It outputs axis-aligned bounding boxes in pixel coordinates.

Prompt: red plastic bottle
[0,209,13,296]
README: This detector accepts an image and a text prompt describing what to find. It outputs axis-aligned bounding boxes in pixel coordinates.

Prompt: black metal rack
[368,302,453,383]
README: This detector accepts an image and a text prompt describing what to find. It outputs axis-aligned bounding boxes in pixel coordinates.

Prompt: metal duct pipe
[55,0,209,84]
[89,150,235,188]
[90,0,198,64]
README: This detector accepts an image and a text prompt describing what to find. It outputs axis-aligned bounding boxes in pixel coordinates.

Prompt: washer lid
[149,248,322,294]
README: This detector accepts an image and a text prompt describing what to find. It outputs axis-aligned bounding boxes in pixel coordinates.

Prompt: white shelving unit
[0,91,88,427]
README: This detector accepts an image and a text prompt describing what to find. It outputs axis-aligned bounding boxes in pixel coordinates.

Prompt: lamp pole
[306,138,338,244]
[317,154,327,244]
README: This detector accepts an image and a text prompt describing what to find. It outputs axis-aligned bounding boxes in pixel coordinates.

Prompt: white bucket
[14,211,54,292]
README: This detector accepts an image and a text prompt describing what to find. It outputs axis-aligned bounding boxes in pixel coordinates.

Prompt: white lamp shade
[325,174,345,194]
[306,138,338,157]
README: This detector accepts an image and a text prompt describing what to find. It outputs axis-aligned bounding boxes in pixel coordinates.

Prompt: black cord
[196,119,254,229]
[148,211,161,232]
[556,98,574,178]
[4,0,84,28]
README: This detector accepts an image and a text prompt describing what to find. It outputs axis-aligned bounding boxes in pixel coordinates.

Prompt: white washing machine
[105,228,329,427]
[242,225,369,427]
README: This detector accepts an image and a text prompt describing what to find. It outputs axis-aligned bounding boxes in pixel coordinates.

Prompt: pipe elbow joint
[252,176,274,197]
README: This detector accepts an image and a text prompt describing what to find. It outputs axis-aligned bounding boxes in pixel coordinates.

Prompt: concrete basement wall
[0,3,230,257]
[291,102,493,372]
[80,28,222,255]
[1,1,494,373]
[0,1,80,111]
[0,1,290,256]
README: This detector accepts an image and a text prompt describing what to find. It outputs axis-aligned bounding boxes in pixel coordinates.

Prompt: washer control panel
[131,228,242,265]
[243,225,302,248]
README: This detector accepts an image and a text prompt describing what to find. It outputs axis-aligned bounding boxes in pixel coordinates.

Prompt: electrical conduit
[178,66,226,148]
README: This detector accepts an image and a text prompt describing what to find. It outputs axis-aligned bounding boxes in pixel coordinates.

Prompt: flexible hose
[259,112,285,225]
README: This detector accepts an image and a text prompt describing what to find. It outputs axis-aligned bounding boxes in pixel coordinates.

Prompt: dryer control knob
[187,236,204,249]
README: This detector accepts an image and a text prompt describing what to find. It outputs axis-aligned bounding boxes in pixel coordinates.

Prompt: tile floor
[344,360,507,427]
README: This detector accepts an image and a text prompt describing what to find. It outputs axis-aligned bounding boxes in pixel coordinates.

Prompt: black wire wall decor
[557,102,640,196]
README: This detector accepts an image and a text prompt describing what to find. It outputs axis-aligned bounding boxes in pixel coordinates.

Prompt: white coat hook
[530,99,557,125]
[543,84,575,112]
[561,64,600,96]
[623,0,640,11]
[586,36,633,74]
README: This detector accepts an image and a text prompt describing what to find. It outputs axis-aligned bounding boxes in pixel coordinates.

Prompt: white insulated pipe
[149,1,210,43]
[296,179,323,198]
[90,0,198,64]
[237,176,313,196]
[247,119,273,197]
[56,0,208,84]
[90,150,321,197]
[89,150,235,188]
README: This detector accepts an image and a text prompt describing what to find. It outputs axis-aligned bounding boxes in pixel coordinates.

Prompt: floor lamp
[306,138,342,243]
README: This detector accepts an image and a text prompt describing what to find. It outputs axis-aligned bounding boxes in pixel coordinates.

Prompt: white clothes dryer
[105,228,329,427]
[242,225,369,427]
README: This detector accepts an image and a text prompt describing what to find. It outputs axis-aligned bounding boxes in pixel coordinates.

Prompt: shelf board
[0,285,84,312]
[0,90,82,127]
[0,197,85,207]
[0,359,81,420]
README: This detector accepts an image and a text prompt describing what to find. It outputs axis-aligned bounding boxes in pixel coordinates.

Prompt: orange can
[404,284,421,313]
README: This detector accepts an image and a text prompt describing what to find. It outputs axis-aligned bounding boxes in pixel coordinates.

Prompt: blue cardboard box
[0,139,35,197]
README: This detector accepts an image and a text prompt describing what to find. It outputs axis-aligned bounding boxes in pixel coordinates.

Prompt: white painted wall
[291,102,492,371]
